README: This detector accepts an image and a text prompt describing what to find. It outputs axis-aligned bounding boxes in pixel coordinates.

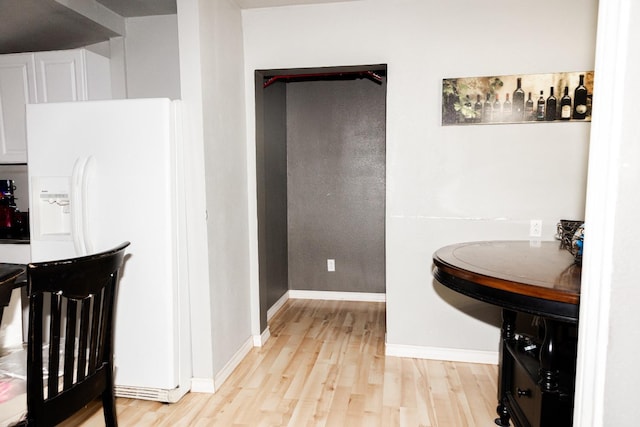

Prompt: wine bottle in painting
[546,87,557,121]
[483,93,492,122]
[464,95,473,123]
[513,77,525,121]
[525,92,534,121]
[475,94,483,123]
[493,93,502,122]
[503,93,512,120]
[442,80,459,124]
[560,86,572,120]
[573,74,588,119]
[536,90,545,121]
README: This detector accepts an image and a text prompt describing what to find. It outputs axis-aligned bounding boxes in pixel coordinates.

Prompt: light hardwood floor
[62,299,498,426]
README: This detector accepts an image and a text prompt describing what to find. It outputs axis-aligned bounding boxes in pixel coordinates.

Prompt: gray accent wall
[263,81,289,309]
[286,78,386,293]
[255,75,289,332]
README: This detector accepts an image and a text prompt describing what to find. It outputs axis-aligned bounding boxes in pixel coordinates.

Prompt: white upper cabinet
[0,49,112,163]
[0,54,37,163]
[34,49,112,103]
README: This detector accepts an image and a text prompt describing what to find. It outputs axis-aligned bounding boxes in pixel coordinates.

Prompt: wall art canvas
[442,71,594,126]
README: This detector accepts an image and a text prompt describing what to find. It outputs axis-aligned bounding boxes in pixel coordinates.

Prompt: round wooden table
[433,241,580,427]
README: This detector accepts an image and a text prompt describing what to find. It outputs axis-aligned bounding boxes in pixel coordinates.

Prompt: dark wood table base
[433,241,580,427]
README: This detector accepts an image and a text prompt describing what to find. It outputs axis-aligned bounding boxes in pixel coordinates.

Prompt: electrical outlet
[327,259,335,272]
[529,220,542,237]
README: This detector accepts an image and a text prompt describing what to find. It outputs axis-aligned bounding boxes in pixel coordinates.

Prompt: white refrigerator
[25,98,192,403]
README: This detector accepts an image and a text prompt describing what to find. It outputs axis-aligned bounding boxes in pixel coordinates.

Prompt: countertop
[0,238,29,245]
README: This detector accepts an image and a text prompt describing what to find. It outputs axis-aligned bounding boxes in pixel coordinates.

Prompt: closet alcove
[254,64,387,333]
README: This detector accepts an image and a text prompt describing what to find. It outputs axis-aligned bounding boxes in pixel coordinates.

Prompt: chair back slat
[47,293,62,398]
[27,292,45,405]
[25,242,129,427]
[97,284,113,365]
[88,290,103,373]
[77,298,91,381]
[63,299,78,389]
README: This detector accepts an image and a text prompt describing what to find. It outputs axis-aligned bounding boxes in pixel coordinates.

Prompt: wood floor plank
[61,299,498,426]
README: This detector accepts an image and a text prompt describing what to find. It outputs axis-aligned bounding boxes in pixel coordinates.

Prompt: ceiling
[0,0,358,55]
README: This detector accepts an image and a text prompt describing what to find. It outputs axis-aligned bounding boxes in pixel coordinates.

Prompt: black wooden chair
[15,242,129,427]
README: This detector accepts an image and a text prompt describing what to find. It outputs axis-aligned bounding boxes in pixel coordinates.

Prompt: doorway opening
[254,64,387,333]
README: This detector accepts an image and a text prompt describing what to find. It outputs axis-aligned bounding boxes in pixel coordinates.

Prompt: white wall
[574,0,640,424]
[198,0,252,379]
[177,0,253,389]
[124,15,181,99]
[176,0,214,389]
[242,0,597,357]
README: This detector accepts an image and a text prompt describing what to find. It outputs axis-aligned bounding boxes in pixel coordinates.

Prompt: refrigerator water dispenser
[30,176,71,240]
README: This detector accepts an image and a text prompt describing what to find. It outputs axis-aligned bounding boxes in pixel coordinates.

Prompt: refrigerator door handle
[70,156,95,255]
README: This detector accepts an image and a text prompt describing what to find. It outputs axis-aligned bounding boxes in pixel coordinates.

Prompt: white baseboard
[288,290,386,302]
[253,326,271,347]
[190,377,216,394]
[385,343,498,365]
[267,291,290,321]
[213,336,254,390]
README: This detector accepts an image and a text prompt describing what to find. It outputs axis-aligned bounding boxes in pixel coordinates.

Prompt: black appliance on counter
[0,179,28,239]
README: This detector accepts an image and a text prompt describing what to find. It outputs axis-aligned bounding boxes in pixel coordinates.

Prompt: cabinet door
[0,54,36,163]
[34,50,88,102]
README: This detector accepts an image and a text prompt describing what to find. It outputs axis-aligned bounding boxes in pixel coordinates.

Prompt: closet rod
[263,70,383,88]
